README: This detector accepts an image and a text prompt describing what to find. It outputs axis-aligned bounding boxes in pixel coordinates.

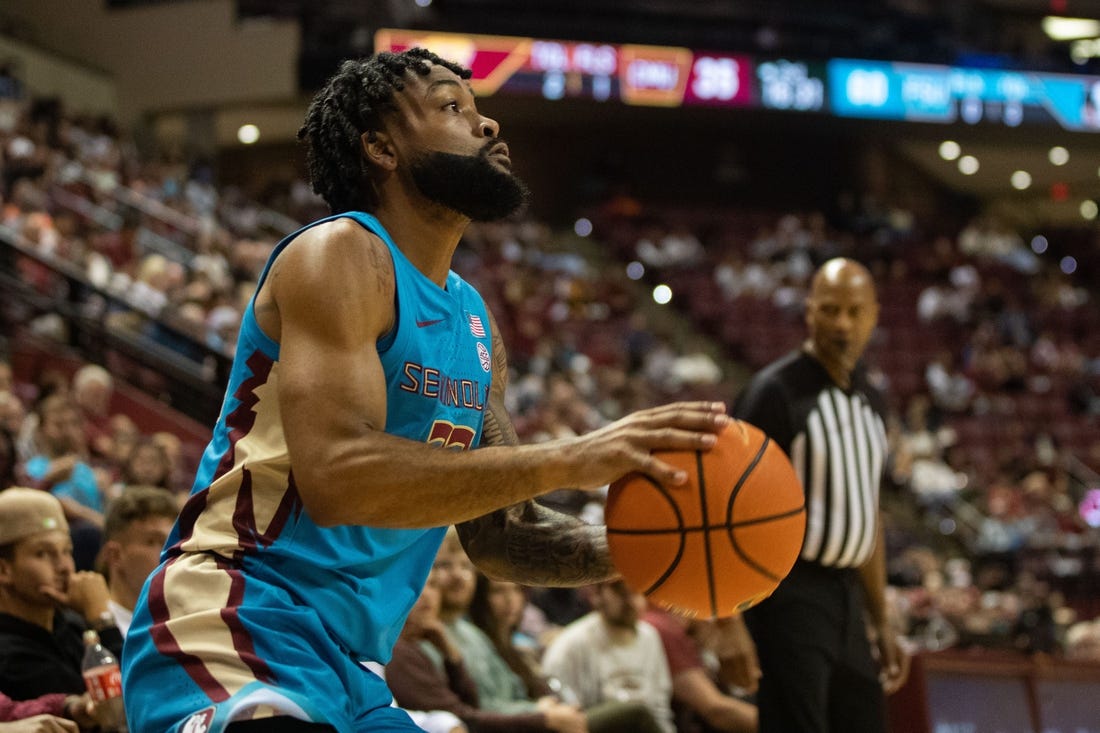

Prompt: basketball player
[729,258,908,732]
[121,48,728,733]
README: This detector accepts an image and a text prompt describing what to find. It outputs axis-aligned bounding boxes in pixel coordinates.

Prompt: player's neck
[373,195,467,288]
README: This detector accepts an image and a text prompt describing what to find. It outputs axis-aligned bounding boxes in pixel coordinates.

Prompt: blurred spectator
[113,439,172,495]
[0,392,22,489]
[98,487,177,634]
[104,416,140,473]
[149,431,189,495]
[542,579,673,733]
[22,395,107,540]
[0,489,121,702]
[1064,619,1100,662]
[388,551,575,733]
[427,531,588,732]
[642,607,757,733]
[70,365,113,460]
[924,352,974,414]
[469,572,655,733]
[636,224,705,270]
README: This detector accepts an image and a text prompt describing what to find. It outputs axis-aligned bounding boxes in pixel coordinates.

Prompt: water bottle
[82,629,128,732]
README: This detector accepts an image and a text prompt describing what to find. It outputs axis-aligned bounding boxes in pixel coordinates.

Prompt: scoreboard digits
[375,28,1100,131]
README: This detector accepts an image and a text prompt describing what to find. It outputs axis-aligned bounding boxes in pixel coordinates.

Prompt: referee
[730,258,908,733]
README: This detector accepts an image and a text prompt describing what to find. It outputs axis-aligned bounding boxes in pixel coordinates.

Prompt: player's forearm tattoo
[480,398,517,447]
[458,503,617,587]
[503,504,617,585]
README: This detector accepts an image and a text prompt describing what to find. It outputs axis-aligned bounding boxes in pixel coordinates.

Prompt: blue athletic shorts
[122,553,424,733]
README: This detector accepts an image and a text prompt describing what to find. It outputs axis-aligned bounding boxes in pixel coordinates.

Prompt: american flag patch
[468,314,486,338]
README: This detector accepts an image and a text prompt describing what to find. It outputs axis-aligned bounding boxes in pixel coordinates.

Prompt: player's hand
[41,571,111,622]
[0,714,79,733]
[564,402,729,490]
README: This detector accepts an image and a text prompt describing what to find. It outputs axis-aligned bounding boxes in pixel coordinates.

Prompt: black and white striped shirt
[733,350,888,568]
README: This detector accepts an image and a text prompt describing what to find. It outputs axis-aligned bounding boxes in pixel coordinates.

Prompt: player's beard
[409,141,530,222]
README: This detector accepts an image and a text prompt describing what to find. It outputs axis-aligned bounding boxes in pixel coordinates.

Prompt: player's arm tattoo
[457,497,616,587]
[457,311,617,587]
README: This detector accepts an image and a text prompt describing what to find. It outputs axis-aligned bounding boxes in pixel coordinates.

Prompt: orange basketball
[605,419,806,618]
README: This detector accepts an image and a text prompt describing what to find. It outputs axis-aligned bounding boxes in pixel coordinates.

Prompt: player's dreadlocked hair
[297,48,472,214]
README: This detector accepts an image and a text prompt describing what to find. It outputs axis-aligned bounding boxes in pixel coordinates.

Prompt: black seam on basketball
[634,474,687,597]
[728,505,806,528]
[606,505,806,535]
[697,450,718,618]
[724,437,781,583]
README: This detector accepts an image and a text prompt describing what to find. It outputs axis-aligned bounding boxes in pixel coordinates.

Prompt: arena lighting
[1011,170,1032,190]
[414,0,433,6]
[938,140,961,161]
[1049,146,1070,165]
[1031,235,1049,254]
[236,124,260,145]
[1080,200,1098,220]
[1061,256,1078,274]
[625,261,645,280]
[1042,16,1100,41]
[574,217,593,237]
[958,155,979,175]
[652,284,673,305]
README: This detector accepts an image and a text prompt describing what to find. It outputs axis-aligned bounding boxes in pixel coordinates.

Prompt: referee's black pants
[744,561,887,733]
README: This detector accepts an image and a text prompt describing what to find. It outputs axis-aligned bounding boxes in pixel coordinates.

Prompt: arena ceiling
[138,0,1100,223]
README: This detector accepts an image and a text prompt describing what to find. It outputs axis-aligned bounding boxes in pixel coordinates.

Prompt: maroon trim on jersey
[231,467,258,551]
[260,471,302,548]
[168,488,209,555]
[212,554,277,685]
[147,558,231,702]
[147,556,278,700]
[230,468,303,551]
[213,350,276,482]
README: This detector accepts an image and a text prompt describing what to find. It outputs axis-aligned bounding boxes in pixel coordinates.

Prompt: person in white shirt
[541,580,673,733]
[99,486,177,635]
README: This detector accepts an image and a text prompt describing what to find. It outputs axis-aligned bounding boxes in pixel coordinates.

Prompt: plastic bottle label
[83,664,122,702]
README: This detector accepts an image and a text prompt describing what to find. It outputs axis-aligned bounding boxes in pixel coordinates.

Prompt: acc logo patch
[180,707,215,733]
[476,341,491,372]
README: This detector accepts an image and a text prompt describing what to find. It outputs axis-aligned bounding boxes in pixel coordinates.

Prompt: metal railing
[0,225,230,424]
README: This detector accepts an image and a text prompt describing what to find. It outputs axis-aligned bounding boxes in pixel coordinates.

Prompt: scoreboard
[375,29,811,111]
[376,28,1100,132]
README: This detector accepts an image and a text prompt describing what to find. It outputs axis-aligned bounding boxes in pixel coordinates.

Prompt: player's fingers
[634,402,729,429]
[640,453,690,486]
[636,427,720,453]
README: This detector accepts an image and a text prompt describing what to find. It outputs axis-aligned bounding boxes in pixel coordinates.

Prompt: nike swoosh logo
[416,318,445,328]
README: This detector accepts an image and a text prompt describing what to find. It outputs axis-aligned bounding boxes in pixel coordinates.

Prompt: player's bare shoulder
[256,218,396,342]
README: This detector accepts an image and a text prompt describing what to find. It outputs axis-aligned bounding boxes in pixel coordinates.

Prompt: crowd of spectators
[1,87,1100,729]
[585,199,1100,663]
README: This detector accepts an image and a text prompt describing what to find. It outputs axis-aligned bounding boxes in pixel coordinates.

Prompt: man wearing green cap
[0,487,121,707]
